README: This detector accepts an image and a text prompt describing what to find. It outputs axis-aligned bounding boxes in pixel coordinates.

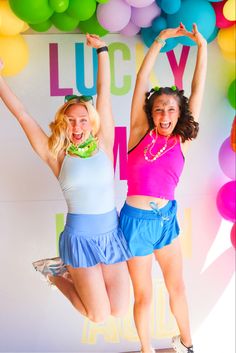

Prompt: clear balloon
[216,181,236,222]
[97,0,131,32]
[131,2,161,28]
[0,34,29,76]
[218,136,236,179]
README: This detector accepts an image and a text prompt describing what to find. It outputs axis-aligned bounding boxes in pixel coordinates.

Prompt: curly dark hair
[144,86,199,142]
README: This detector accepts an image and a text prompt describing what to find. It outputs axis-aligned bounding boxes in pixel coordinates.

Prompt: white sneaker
[32,256,68,285]
[172,335,194,353]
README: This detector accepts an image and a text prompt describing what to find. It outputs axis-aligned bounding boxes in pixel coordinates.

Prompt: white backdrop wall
[0,34,235,353]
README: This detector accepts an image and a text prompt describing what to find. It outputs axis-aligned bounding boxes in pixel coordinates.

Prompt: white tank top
[58,149,115,214]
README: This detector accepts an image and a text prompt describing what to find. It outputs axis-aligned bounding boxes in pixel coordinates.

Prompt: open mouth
[160,122,171,129]
[72,132,83,144]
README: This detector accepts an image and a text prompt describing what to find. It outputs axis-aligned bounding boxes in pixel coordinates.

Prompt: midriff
[126,195,169,210]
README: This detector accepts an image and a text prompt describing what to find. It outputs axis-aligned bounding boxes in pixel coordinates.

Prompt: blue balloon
[208,0,223,2]
[141,26,178,53]
[207,26,219,43]
[167,0,216,46]
[155,0,162,6]
[161,0,181,14]
[152,16,167,33]
[160,37,178,52]
[141,27,156,48]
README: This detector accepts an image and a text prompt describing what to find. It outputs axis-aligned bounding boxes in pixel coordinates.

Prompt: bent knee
[87,309,111,323]
[111,304,129,318]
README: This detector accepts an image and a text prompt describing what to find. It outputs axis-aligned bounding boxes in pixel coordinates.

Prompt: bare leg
[50,275,87,316]
[127,255,154,353]
[102,261,130,317]
[51,264,112,322]
[154,238,192,347]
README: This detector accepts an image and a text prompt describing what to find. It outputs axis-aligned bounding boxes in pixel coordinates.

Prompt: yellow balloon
[0,1,25,35]
[217,24,236,53]
[220,49,236,62]
[0,34,29,76]
[223,0,236,21]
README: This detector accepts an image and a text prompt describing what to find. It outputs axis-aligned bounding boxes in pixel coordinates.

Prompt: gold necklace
[144,129,176,162]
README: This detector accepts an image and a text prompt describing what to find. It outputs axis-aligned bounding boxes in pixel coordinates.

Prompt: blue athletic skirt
[59,209,132,268]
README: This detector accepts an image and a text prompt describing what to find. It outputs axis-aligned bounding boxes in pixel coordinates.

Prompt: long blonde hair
[48,98,100,157]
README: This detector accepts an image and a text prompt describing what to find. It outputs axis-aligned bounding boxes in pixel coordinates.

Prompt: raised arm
[0,59,51,163]
[186,24,207,122]
[86,34,113,154]
[129,26,185,149]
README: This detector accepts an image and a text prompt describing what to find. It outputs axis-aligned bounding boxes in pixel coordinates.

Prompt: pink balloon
[231,223,236,249]
[218,136,236,179]
[216,181,236,222]
[120,20,140,36]
[131,2,161,28]
[125,0,155,8]
[97,0,131,32]
[212,0,236,28]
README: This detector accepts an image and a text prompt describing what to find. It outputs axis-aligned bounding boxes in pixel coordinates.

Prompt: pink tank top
[127,130,185,200]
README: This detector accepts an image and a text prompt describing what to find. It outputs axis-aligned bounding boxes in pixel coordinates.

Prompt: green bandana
[67,134,98,158]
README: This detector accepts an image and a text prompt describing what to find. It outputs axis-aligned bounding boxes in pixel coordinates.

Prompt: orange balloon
[231,116,236,152]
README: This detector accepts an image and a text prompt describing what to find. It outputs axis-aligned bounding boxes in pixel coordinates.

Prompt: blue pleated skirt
[59,209,132,268]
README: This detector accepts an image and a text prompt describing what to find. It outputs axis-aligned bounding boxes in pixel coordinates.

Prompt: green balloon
[96,0,109,3]
[49,0,69,13]
[227,79,236,110]
[30,20,52,32]
[51,12,79,31]
[66,0,96,21]
[79,13,108,37]
[9,0,53,24]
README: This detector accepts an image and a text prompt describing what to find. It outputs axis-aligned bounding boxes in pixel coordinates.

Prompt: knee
[168,280,186,297]
[134,292,152,308]
[87,309,111,323]
[111,304,129,318]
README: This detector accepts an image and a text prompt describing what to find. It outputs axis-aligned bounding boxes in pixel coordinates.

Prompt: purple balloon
[126,0,155,7]
[97,0,131,32]
[120,20,140,36]
[216,181,236,222]
[218,137,236,179]
[131,2,161,28]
